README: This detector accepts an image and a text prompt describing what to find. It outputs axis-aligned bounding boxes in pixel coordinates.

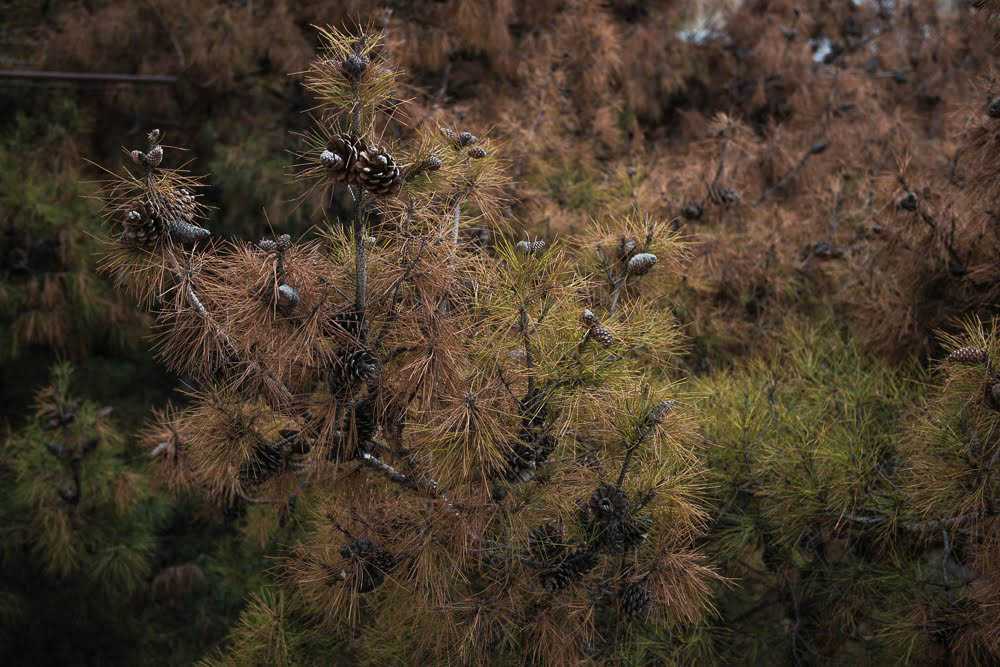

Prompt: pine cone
[627,252,658,276]
[504,387,555,482]
[898,191,918,211]
[347,350,380,382]
[988,97,1000,119]
[238,442,284,488]
[619,514,652,551]
[948,347,989,365]
[406,156,443,181]
[540,566,572,593]
[468,146,488,159]
[529,522,566,563]
[682,201,704,221]
[341,538,396,593]
[329,309,367,340]
[540,549,598,592]
[809,140,829,156]
[619,238,637,259]
[590,324,614,348]
[341,537,374,560]
[619,579,651,617]
[340,53,369,82]
[125,187,207,247]
[322,134,364,183]
[167,220,211,245]
[708,184,740,206]
[276,284,300,310]
[584,485,644,552]
[355,145,402,196]
[516,239,546,255]
[647,399,676,425]
[367,548,396,576]
[122,209,162,246]
[581,309,614,348]
[589,484,629,520]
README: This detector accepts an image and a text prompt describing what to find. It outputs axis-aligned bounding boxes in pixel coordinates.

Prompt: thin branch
[518,305,536,394]
[616,401,674,488]
[359,443,458,515]
[451,200,462,244]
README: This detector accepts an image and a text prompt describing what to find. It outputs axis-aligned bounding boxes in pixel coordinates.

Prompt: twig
[358,446,458,515]
[451,200,462,244]
[350,92,369,338]
[0,70,178,85]
[352,186,368,335]
[608,277,627,316]
[518,305,536,394]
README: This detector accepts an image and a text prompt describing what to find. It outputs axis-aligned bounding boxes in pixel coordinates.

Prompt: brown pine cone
[708,184,740,206]
[589,324,614,348]
[627,252,658,276]
[122,209,162,247]
[322,134,365,184]
[948,347,989,365]
[354,145,402,196]
[516,239,546,255]
[581,309,614,348]
[619,579,651,617]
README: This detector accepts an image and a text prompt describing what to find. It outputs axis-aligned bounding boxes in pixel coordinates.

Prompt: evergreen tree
[0,364,157,661]
[97,23,717,666]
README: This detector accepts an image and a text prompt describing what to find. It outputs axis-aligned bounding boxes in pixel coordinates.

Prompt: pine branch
[616,400,675,488]
[358,443,458,514]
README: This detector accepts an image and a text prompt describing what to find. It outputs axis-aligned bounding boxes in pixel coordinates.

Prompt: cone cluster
[321,134,402,196]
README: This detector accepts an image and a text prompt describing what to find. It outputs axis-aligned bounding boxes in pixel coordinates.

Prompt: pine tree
[0,364,158,659]
[98,23,717,666]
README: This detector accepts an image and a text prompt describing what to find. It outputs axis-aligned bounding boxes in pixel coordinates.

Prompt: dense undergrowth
[4,0,1000,665]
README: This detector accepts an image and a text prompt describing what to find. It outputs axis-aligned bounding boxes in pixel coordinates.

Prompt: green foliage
[694,317,923,662]
[0,98,144,361]
[0,363,154,588]
[198,589,311,667]
[0,363,284,665]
